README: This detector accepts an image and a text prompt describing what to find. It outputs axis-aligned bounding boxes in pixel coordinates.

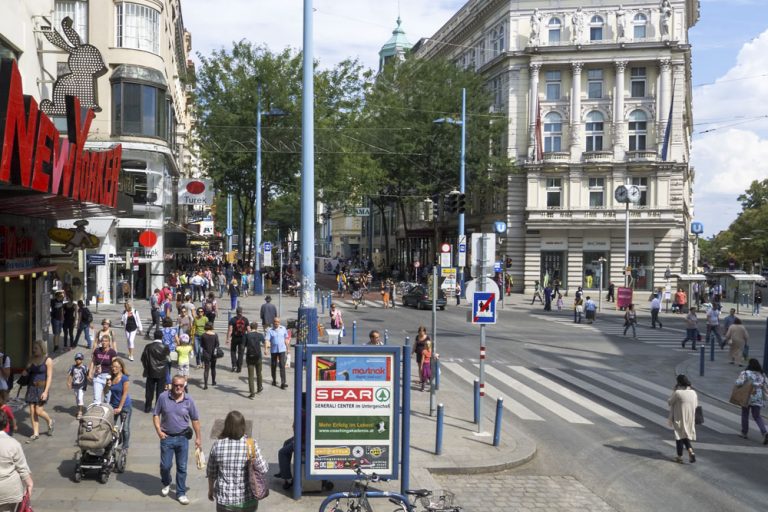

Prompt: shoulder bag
[246,438,269,500]
[694,405,704,425]
[729,380,754,408]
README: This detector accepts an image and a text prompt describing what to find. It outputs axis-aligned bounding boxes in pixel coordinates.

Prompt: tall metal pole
[429,264,438,416]
[254,84,264,295]
[624,202,630,288]
[278,226,283,319]
[477,234,487,434]
[226,193,233,253]
[298,0,318,343]
[458,88,466,299]
[598,257,604,312]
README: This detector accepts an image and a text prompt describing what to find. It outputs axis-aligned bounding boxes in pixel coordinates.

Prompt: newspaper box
[326,329,342,344]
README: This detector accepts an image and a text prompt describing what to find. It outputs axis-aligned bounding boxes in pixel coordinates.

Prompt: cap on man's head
[74,353,84,360]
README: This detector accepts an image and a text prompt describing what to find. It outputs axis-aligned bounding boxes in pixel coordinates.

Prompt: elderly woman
[724,317,749,366]
[668,374,697,464]
[207,410,268,511]
[0,410,33,511]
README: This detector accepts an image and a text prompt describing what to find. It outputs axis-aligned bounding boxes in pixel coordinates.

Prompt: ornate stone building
[416,0,699,293]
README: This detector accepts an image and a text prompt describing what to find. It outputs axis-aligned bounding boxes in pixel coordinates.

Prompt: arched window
[628,110,648,151]
[544,112,562,152]
[633,13,647,39]
[585,111,604,151]
[548,17,561,44]
[589,15,604,41]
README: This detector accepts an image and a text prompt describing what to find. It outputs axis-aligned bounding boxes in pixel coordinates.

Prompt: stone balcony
[526,207,678,226]
[626,150,658,162]
[582,151,613,163]
[542,152,570,163]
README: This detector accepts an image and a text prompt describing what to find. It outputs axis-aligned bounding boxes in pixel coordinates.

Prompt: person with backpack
[121,303,143,361]
[245,323,264,398]
[227,307,249,373]
[74,300,93,349]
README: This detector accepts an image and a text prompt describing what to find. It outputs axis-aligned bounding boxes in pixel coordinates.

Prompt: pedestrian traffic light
[424,198,434,222]
[445,192,457,214]
[457,193,466,214]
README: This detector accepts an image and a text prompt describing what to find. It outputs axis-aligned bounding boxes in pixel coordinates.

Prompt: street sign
[464,278,500,303]
[440,243,451,268]
[440,243,451,253]
[493,261,502,273]
[441,268,457,292]
[470,233,495,278]
[86,254,106,266]
[263,242,272,267]
[493,221,507,234]
[414,261,420,268]
[225,228,233,236]
[264,242,272,251]
[691,222,704,235]
[471,292,496,324]
[458,235,467,267]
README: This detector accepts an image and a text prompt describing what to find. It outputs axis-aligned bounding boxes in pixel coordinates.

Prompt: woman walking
[228,278,240,311]
[21,340,54,442]
[107,358,132,451]
[735,359,768,443]
[413,326,431,383]
[207,410,268,511]
[120,303,142,361]
[177,306,194,337]
[682,307,699,350]
[0,410,33,510]
[97,319,117,353]
[192,307,209,369]
[668,374,697,463]
[201,322,220,389]
[623,304,637,338]
[724,318,749,366]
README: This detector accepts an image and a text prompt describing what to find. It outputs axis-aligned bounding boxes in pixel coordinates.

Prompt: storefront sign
[0,59,122,209]
[630,240,654,251]
[583,239,610,250]
[306,347,400,479]
[541,238,567,250]
[179,178,214,205]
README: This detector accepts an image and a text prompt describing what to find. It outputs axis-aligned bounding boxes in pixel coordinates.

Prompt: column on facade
[613,60,627,159]
[529,63,540,159]
[570,62,583,157]
[658,59,672,145]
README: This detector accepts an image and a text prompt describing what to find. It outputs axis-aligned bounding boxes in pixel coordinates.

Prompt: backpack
[125,314,138,332]
[82,307,93,324]
[233,316,247,337]
[204,300,214,313]
[3,354,13,391]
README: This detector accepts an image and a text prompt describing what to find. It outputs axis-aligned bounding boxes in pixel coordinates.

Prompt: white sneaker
[129,355,134,361]
[161,485,171,497]
[178,495,190,505]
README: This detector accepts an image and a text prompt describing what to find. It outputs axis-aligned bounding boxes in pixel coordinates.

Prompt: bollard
[328,294,333,310]
[435,403,444,455]
[474,379,480,424]
[434,358,440,390]
[384,329,389,345]
[710,334,715,362]
[763,317,768,373]
[493,398,504,447]
[700,345,705,376]
[352,320,357,345]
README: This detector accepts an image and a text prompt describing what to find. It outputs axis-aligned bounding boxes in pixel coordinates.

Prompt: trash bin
[326,329,342,345]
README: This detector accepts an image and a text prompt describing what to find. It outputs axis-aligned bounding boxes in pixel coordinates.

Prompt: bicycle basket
[419,490,455,509]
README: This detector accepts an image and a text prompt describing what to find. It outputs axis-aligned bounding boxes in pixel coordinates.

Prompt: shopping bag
[729,382,753,408]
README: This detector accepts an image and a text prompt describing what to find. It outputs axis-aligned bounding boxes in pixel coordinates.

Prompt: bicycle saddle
[405,489,432,497]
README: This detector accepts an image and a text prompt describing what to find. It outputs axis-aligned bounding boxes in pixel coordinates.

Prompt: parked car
[402,285,447,310]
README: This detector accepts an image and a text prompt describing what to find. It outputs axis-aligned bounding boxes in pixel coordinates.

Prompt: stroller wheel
[115,449,127,473]
[99,471,110,484]
[73,467,82,483]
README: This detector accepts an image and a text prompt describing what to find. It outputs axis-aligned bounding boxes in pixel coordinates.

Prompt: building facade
[416,0,699,294]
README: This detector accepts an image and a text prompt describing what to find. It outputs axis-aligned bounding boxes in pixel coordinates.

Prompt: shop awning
[671,274,707,281]
[731,274,766,282]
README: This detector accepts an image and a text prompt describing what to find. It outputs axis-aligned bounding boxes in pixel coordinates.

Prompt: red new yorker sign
[0,58,121,208]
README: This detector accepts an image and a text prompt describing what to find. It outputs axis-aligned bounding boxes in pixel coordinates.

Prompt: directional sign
[493,261,502,273]
[264,242,272,252]
[458,235,467,267]
[472,292,496,324]
[263,242,272,267]
[86,254,106,266]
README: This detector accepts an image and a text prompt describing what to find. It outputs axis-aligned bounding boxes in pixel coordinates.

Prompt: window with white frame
[585,111,604,151]
[55,0,89,42]
[631,177,649,206]
[628,110,648,150]
[588,177,605,207]
[544,112,563,152]
[116,2,160,54]
[491,22,506,57]
[545,70,561,100]
[548,17,561,44]
[589,15,604,41]
[633,13,648,39]
[587,69,603,99]
[489,75,503,111]
[631,67,646,97]
[546,178,562,208]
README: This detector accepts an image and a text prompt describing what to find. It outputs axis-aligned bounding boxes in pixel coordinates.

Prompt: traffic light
[424,198,434,222]
[445,192,457,214]
[457,193,466,214]
[431,193,440,220]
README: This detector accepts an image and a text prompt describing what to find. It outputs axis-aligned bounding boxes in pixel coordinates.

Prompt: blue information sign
[691,222,704,235]
[472,292,496,324]
[264,242,272,251]
[86,254,106,266]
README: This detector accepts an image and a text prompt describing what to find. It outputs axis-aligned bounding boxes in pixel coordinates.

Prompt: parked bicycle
[318,466,461,512]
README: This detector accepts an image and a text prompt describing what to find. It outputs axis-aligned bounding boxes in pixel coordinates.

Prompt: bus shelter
[730,273,766,314]
[670,274,707,313]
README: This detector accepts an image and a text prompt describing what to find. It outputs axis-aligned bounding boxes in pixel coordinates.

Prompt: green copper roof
[379,17,412,57]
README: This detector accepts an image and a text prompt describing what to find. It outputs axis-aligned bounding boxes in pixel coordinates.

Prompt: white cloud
[692,28,768,236]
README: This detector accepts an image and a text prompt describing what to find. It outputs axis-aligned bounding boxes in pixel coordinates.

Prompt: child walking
[176,333,194,379]
[420,340,433,392]
[67,352,88,419]
[556,293,564,311]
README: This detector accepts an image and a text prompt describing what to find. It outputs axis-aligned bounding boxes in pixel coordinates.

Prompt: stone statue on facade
[616,5,627,41]
[572,7,585,44]
[529,9,543,46]
[660,0,672,40]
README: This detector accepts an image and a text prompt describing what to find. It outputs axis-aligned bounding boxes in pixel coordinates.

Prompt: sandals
[48,419,55,436]
[25,435,39,444]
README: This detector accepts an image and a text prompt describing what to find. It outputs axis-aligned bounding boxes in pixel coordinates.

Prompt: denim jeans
[160,434,189,497]
[277,437,294,479]
[271,352,287,385]
[194,335,202,367]
[93,373,110,405]
[74,323,92,349]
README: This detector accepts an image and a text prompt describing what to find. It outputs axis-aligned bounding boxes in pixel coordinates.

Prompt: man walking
[260,296,278,333]
[142,330,170,412]
[721,308,738,349]
[146,289,161,339]
[606,282,615,303]
[227,306,248,373]
[74,299,93,349]
[266,317,289,389]
[706,306,723,347]
[245,322,264,398]
[153,374,202,505]
[650,293,663,328]
[367,330,383,345]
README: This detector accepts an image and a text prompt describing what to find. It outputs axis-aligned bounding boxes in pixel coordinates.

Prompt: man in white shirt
[650,294,663,328]
[706,306,723,346]
[266,317,289,389]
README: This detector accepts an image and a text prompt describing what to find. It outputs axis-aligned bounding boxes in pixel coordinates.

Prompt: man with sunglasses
[153,374,202,506]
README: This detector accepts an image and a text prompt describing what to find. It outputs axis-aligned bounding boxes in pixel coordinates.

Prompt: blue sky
[184,0,768,237]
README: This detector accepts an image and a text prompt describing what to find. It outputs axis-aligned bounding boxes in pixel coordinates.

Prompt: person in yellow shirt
[191,308,208,369]
[176,334,194,386]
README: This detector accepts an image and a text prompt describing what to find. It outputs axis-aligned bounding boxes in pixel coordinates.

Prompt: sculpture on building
[616,5,627,41]
[529,9,543,46]
[571,8,586,44]
[40,17,107,116]
[660,0,672,40]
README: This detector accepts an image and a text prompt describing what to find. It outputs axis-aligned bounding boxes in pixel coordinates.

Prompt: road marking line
[508,366,641,427]
[575,369,734,435]
[482,366,592,424]
[441,362,544,421]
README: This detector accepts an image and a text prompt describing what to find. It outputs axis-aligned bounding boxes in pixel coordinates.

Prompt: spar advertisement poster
[305,346,401,479]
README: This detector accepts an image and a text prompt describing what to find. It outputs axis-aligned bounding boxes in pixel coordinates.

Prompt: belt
[33,381,47,387]
[164,429,189,437]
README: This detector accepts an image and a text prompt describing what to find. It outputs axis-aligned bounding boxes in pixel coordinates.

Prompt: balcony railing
[583,151,612,163]
[543,152,570,162]
[626,150,658,162]
[527,208,676,223]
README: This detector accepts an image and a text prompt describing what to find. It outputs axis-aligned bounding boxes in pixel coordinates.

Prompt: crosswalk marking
[483,366,592,424]
[441,363,544,421]
[508,366,642,428]
[575,370,734,435]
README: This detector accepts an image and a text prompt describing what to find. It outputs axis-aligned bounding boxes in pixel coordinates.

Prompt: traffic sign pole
[430,265,438,417]
[478,235,487,434]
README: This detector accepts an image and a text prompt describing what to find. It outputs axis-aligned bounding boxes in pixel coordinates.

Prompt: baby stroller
[73,403,127,483]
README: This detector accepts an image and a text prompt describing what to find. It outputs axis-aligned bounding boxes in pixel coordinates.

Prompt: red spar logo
[315,388,373,402]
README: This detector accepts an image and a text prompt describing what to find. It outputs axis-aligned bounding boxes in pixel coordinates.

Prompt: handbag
[729,381,754,408]
[18,490,33,512]
[170,351,179,363]
[214,347,225,359]
[694,405,704,425]
[246,438,269,500]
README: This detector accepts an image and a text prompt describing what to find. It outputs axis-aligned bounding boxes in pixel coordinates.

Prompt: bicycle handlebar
[318,491,409,512]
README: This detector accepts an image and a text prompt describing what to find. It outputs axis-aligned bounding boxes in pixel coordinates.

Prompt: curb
[428,444,537,475]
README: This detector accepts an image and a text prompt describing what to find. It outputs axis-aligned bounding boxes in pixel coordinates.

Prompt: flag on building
[534,99,544,161]
[661,83,675,161]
